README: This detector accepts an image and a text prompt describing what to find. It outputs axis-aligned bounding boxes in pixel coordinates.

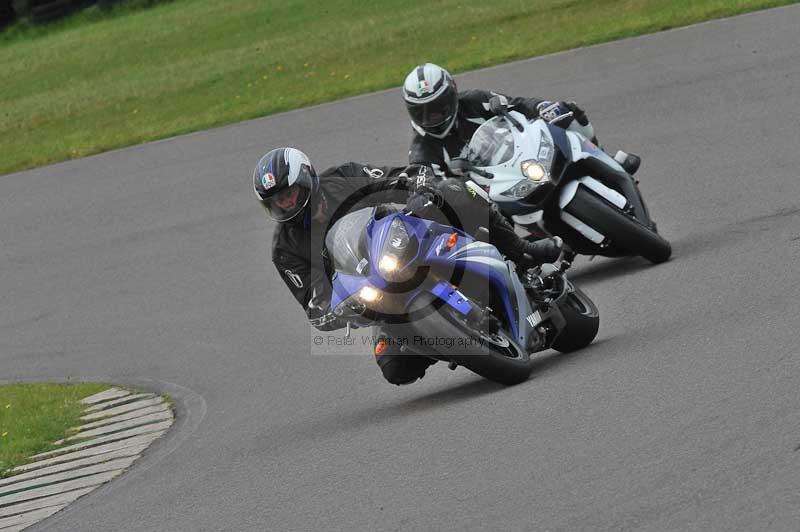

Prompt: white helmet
[402,63,459,139]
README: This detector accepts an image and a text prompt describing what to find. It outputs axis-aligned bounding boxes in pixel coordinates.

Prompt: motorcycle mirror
[488,96,506,115]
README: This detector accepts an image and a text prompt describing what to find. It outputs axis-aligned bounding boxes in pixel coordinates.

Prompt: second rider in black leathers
[402,62,641,177]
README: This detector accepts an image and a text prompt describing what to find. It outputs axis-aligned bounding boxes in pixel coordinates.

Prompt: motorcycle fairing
[329,210,532,340]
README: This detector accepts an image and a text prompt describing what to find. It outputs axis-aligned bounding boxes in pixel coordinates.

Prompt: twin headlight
[334,217,416,316]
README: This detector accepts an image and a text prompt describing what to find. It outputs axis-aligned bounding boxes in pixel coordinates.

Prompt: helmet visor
[256,163,316,223]
[406,84,458,136]
[264,184,312,222]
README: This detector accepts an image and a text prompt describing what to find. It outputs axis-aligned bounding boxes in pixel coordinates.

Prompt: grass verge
[0,0,795,175]
[0,382,109,477]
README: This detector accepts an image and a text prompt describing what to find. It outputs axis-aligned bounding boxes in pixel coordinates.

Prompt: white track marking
[55,410,173,444]
[75,403,170,431]
[79,388,130,405]
[0,471,120,506]
[0,505,66,530]
[31,421,171,459]
[11,433,160,473]
[0,488,93,518]
[0,456,138,496]
[83,393,154,413]
[80,396,164,421]
[0,445,148,487]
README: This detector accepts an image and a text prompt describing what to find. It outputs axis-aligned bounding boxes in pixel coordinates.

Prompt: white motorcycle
[452,103,671,264]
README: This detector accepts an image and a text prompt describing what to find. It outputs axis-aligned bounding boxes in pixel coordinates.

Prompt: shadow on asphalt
[569,255,654,284]
[528,337,613,376]
[271,338,616,449]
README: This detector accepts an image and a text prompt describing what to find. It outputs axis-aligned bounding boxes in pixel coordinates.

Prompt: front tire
[565,187,671,263]
[443,310,535,386]
[551,286,599,353]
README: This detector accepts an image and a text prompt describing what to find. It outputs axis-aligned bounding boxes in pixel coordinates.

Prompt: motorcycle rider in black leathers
[403,63,641,177]
[253,147,562,385]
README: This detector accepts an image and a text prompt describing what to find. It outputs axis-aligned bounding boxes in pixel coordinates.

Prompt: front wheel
[551,286,599,353]
[565,187,671,263]
[443,310,535,386]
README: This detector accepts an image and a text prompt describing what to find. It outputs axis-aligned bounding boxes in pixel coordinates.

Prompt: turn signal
[445,233,459,250]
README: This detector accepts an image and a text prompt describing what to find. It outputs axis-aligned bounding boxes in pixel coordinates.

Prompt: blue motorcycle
[325,203,599,385]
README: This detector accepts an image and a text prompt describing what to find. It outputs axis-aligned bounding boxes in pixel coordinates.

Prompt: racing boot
[614,150,641,176]
[374,335,435,386]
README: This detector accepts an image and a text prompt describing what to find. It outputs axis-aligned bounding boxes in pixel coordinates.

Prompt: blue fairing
[328,210,520,337]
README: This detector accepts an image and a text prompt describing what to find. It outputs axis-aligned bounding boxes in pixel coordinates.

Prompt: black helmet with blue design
[253,147,319,223]
[402,63,459,139]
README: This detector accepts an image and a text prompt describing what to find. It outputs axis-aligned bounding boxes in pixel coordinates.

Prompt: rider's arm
[272,229,344,332]
[460,89,546,121]
[408,134,448,174]
[322,163,427,214]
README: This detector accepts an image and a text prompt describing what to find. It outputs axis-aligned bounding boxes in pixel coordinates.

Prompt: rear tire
[565,187,671,264]
[551,286,599,353]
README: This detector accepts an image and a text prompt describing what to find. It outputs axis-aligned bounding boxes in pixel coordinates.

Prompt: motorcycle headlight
[502,159,552,198]
[358,285,382,303]
[379,218,418,282]
[378,254,399,274]
[521,160,547,181]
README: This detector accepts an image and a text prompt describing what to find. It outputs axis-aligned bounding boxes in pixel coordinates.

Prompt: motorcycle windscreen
[324,207,374,275]
[466,116,516,167]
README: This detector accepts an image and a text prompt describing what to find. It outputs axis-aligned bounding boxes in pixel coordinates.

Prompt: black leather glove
[536,101,574,127]
[406,189,443,213]
[522,236,563,264]
[562,101,589,126]
[399,164,435,190]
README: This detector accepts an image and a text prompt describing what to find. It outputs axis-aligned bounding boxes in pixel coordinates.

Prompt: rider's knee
[375,346,432,386]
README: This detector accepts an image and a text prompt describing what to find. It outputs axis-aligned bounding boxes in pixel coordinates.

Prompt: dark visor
[406,84,458,134]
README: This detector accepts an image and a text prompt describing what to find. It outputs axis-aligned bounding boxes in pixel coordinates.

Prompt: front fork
[519,262,571,350]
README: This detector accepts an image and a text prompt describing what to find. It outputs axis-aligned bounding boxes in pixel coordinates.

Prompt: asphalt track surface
[3,6,800,531]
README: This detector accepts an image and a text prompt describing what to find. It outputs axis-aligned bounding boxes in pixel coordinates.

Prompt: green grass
[0,383,109,477]
[0,0,795,175]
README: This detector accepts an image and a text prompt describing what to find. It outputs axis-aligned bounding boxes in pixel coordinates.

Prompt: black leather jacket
[408,89,545,174]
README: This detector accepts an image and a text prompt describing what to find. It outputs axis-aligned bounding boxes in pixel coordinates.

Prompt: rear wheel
[551,286,599,353]
[565,187,671,263]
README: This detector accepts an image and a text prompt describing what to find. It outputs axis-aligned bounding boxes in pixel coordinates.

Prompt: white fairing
[559,177,627,210]
[466,111,555,204]
[558,177,628,243]
[560,211,606,243]
[566,119,595,142]
[565,131,626,172]
[466,112,632,248]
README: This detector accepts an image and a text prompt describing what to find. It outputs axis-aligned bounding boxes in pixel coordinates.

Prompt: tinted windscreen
[325,207,374,274]
[466,116,516,166]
